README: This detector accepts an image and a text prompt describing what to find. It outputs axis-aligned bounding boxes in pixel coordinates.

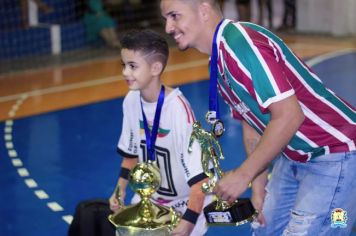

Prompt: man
[160,0,356,235]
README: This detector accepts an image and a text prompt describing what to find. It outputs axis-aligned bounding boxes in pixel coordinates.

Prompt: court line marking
[62,215,74,225]
[11,158,23,167]
[24,178,38,188]
[35,190,49,199]
[305,48,356,67]
[0,59,208,103]
[2,94,70,225]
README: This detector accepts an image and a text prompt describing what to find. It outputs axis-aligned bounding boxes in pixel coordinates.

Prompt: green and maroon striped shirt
[215,19,356,162]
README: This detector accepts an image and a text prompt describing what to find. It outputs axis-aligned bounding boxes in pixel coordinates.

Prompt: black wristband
[182,208,200,225]
[119,167,130,180]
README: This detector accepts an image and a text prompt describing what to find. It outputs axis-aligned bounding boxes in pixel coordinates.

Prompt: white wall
[297,0,356,36]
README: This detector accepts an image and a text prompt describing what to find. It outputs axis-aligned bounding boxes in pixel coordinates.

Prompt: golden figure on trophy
[108,161,180,235]
[188,121,224,194]
[188,121,257,226]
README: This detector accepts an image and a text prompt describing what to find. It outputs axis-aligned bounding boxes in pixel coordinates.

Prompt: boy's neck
[140,82,169,103]
[141,84,173,102]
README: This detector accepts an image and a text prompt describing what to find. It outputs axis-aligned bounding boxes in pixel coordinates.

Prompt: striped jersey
[117,88,207,201]
[215,19,356,162]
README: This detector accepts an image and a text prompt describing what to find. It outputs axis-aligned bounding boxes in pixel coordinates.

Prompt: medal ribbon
[141,85,165,162]
[208,19,224,121]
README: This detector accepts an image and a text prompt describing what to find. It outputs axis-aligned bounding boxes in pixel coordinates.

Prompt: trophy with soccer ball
[108,162,180,235]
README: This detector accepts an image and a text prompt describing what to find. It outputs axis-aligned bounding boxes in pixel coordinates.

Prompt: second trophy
[188,121,257,226]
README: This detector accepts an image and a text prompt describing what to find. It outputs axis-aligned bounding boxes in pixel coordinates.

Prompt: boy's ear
[151,61,163,76]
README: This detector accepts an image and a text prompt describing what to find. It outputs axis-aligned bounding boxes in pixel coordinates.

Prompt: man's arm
[171,178,208,236]
[242,120,268,225]
[214,94,304,203]
[109,157,138,212]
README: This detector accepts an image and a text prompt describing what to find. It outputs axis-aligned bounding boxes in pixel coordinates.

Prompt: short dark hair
[173,0,221,11]
[120,29,169,69]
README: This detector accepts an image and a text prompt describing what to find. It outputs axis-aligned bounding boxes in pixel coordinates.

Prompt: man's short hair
[179,0,221,10]
[120,29,169,69]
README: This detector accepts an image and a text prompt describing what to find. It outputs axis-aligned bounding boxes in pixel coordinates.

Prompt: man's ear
[151,61,163,76]
[198,2,211,21]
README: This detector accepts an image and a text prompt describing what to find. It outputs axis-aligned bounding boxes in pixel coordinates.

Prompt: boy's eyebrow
[121,60,137,64]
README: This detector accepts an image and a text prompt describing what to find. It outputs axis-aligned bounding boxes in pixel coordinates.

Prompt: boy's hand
[109,191,125,213]
[171,219,194,236]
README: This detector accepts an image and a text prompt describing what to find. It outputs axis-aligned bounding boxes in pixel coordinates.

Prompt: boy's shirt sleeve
[117,94,139,158]
[174,95,209,186]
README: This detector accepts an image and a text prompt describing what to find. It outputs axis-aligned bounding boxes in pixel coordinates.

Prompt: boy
[109,29,210,236]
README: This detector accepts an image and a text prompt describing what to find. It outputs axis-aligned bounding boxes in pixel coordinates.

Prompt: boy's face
[161,0,203,51]
[120,49,157,91]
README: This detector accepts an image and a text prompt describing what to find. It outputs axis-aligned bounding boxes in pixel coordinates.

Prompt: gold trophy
[188,121,257,226]
[108,161,180,235]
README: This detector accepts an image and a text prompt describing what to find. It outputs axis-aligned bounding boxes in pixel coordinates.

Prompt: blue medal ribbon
[208,19,224,121]
[141,85,165,162]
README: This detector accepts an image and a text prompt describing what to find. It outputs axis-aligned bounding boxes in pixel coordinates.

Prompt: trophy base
[112,224,171,236]
[108,199,180,236]
[204,198,257,226]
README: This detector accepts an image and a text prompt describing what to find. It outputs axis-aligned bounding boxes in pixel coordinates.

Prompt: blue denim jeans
[252,151,356,236]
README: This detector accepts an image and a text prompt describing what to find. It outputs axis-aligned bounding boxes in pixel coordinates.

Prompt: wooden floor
[0,33,355,122]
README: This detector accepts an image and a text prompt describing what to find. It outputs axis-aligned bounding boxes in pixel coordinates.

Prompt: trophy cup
[108,161,180,235]
[188,121,257,226]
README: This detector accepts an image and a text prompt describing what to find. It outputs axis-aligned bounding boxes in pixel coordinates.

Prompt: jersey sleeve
[173,94,208,187]
[248,36,295,111]
[222,22,295,114]
[117,95,139,158]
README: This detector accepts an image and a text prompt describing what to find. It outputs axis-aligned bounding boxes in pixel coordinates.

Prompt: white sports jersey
[117,88,207,202]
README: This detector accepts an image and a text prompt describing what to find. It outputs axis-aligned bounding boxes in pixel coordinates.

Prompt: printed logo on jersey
[180,153,190,178]
[139,120,170,138]
[331,208,347,228]
[128,129,137,153]
[234,102,250,116]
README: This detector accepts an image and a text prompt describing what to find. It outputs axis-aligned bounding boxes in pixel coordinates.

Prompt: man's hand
[171,219,195,236]
[213,169,251,204]
[251,189,266,226]
[251,168,268,226]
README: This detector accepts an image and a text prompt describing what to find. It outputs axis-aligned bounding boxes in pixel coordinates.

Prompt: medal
[212,119,225,137]
[207,20,224,138]
[141,85,165,162]
[205,111,217,124]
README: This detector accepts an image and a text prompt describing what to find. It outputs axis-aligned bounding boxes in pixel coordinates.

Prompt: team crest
[331,208,347,228]
[234,102,250,116]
